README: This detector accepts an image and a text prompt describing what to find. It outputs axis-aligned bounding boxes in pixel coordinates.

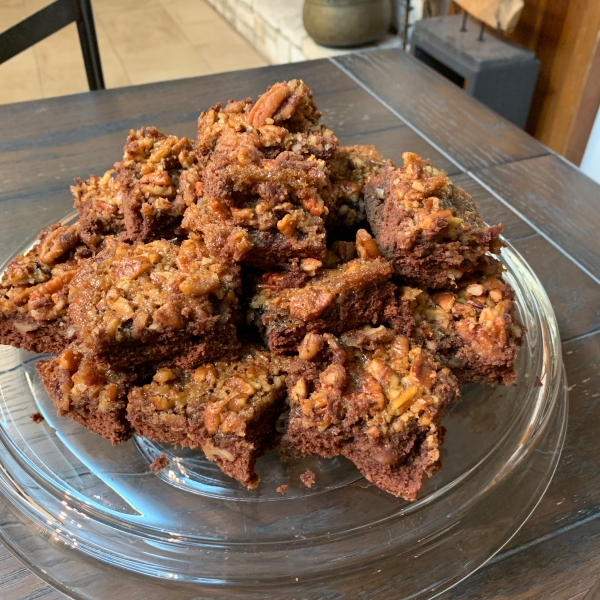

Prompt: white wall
[581,104,600,185]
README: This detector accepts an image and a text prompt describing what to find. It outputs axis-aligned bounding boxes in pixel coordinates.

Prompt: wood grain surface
[340,125,462,176]
[0,50,599,599]
[0,543,63,600]
[332,49,550,170]
[442,506,600,599]
[509,234,600,341]
[474,155,600,284]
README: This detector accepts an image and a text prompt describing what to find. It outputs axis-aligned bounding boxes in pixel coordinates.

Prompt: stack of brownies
[0,80,523,501]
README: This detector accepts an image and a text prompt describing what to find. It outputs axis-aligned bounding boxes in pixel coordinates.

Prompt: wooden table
[1,48,599,599]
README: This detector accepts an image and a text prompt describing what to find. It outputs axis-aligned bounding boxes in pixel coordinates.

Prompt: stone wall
[204,0,401,64]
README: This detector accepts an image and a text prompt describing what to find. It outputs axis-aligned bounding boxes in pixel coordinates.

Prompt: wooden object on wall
[506,0,600,163]
[453,0,524,32]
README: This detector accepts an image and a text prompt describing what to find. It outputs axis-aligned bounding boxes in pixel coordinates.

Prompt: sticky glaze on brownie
[402,265,523,385]
[68,235,241,368]
[37,346,139,444]
[248,230,406,354]
[325,145,387,232]
[71,169,126,242]
[0,223,93,353]
[364,152,503,289]
[182,151,329,269]
[127,345,291,488]
[285,327,458,501]
[115,126,200,241]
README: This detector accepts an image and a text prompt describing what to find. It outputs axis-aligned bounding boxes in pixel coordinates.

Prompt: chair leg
[75,0,105,90]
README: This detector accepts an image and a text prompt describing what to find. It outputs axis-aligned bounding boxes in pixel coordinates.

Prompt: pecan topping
[246,82,291,129]
[38,225,80,264]
[289,287,334,321]
[356,229,381,260]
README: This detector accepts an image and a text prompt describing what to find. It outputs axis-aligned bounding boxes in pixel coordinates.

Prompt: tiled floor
[0,0,268,105]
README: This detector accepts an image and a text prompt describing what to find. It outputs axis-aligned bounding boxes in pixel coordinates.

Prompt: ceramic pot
[303,0,392,48]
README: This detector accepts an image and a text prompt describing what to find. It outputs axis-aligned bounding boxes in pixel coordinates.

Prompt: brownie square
[182,198,326,271]
[68,235,241,369]
[0,223,93,354]
[183,150,330,269]
[115,127,200,242]
[127,345,291,488]
[37,347,138,444]
[284,327,459,501]
[248,230,400,354]
[71,169,126,243]
[187,80,343,270]
[364,152,503,289]
[403,260,523,385]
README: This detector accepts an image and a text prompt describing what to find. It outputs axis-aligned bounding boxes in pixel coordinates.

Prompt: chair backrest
[0,0,104,91]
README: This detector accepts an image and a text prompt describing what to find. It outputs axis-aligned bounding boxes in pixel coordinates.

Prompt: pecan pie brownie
[72,169,126,242]
[247,231,410,354]
[68,235,241,368]
[0,223,93,353]
[183,151,330,269]
[364,152,504,289]
[115,127,200,242]
[285,327,459,500]
[186,80,342,269]
[401,265,523,385]
[37,346,141,444]
[127,345,291,488]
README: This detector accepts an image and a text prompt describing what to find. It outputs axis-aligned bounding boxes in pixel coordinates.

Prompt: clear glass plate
[0,227,567,599]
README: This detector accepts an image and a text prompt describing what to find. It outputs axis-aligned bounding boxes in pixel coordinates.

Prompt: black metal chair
[0,0,104,91]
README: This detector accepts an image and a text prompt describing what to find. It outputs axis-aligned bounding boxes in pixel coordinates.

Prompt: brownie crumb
[149,454,169,473]
[535,376,543,387]
[276,484,289,494]
[30,412,44,424]
[300,469,316,488]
